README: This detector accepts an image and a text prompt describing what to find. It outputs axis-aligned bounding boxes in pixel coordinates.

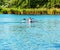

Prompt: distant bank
[0,8,60,15]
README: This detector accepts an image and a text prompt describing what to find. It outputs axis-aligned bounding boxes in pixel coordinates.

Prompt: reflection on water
[0,15,60,50]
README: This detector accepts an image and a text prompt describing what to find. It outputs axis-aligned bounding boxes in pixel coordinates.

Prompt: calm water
[0,14,60,50]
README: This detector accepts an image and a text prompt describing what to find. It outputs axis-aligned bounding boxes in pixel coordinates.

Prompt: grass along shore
[0,8,60,15]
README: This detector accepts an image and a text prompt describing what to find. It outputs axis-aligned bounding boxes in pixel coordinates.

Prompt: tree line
[0,0,60,8]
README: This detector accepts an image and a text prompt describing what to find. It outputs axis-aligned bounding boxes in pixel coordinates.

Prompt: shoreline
[0,8,60,15]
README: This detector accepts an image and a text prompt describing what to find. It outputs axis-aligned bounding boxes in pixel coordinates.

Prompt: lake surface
[0,14,60,50]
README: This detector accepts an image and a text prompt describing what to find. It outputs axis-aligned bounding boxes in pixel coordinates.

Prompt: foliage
[0,0,60,14]
[0,0,60,8]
